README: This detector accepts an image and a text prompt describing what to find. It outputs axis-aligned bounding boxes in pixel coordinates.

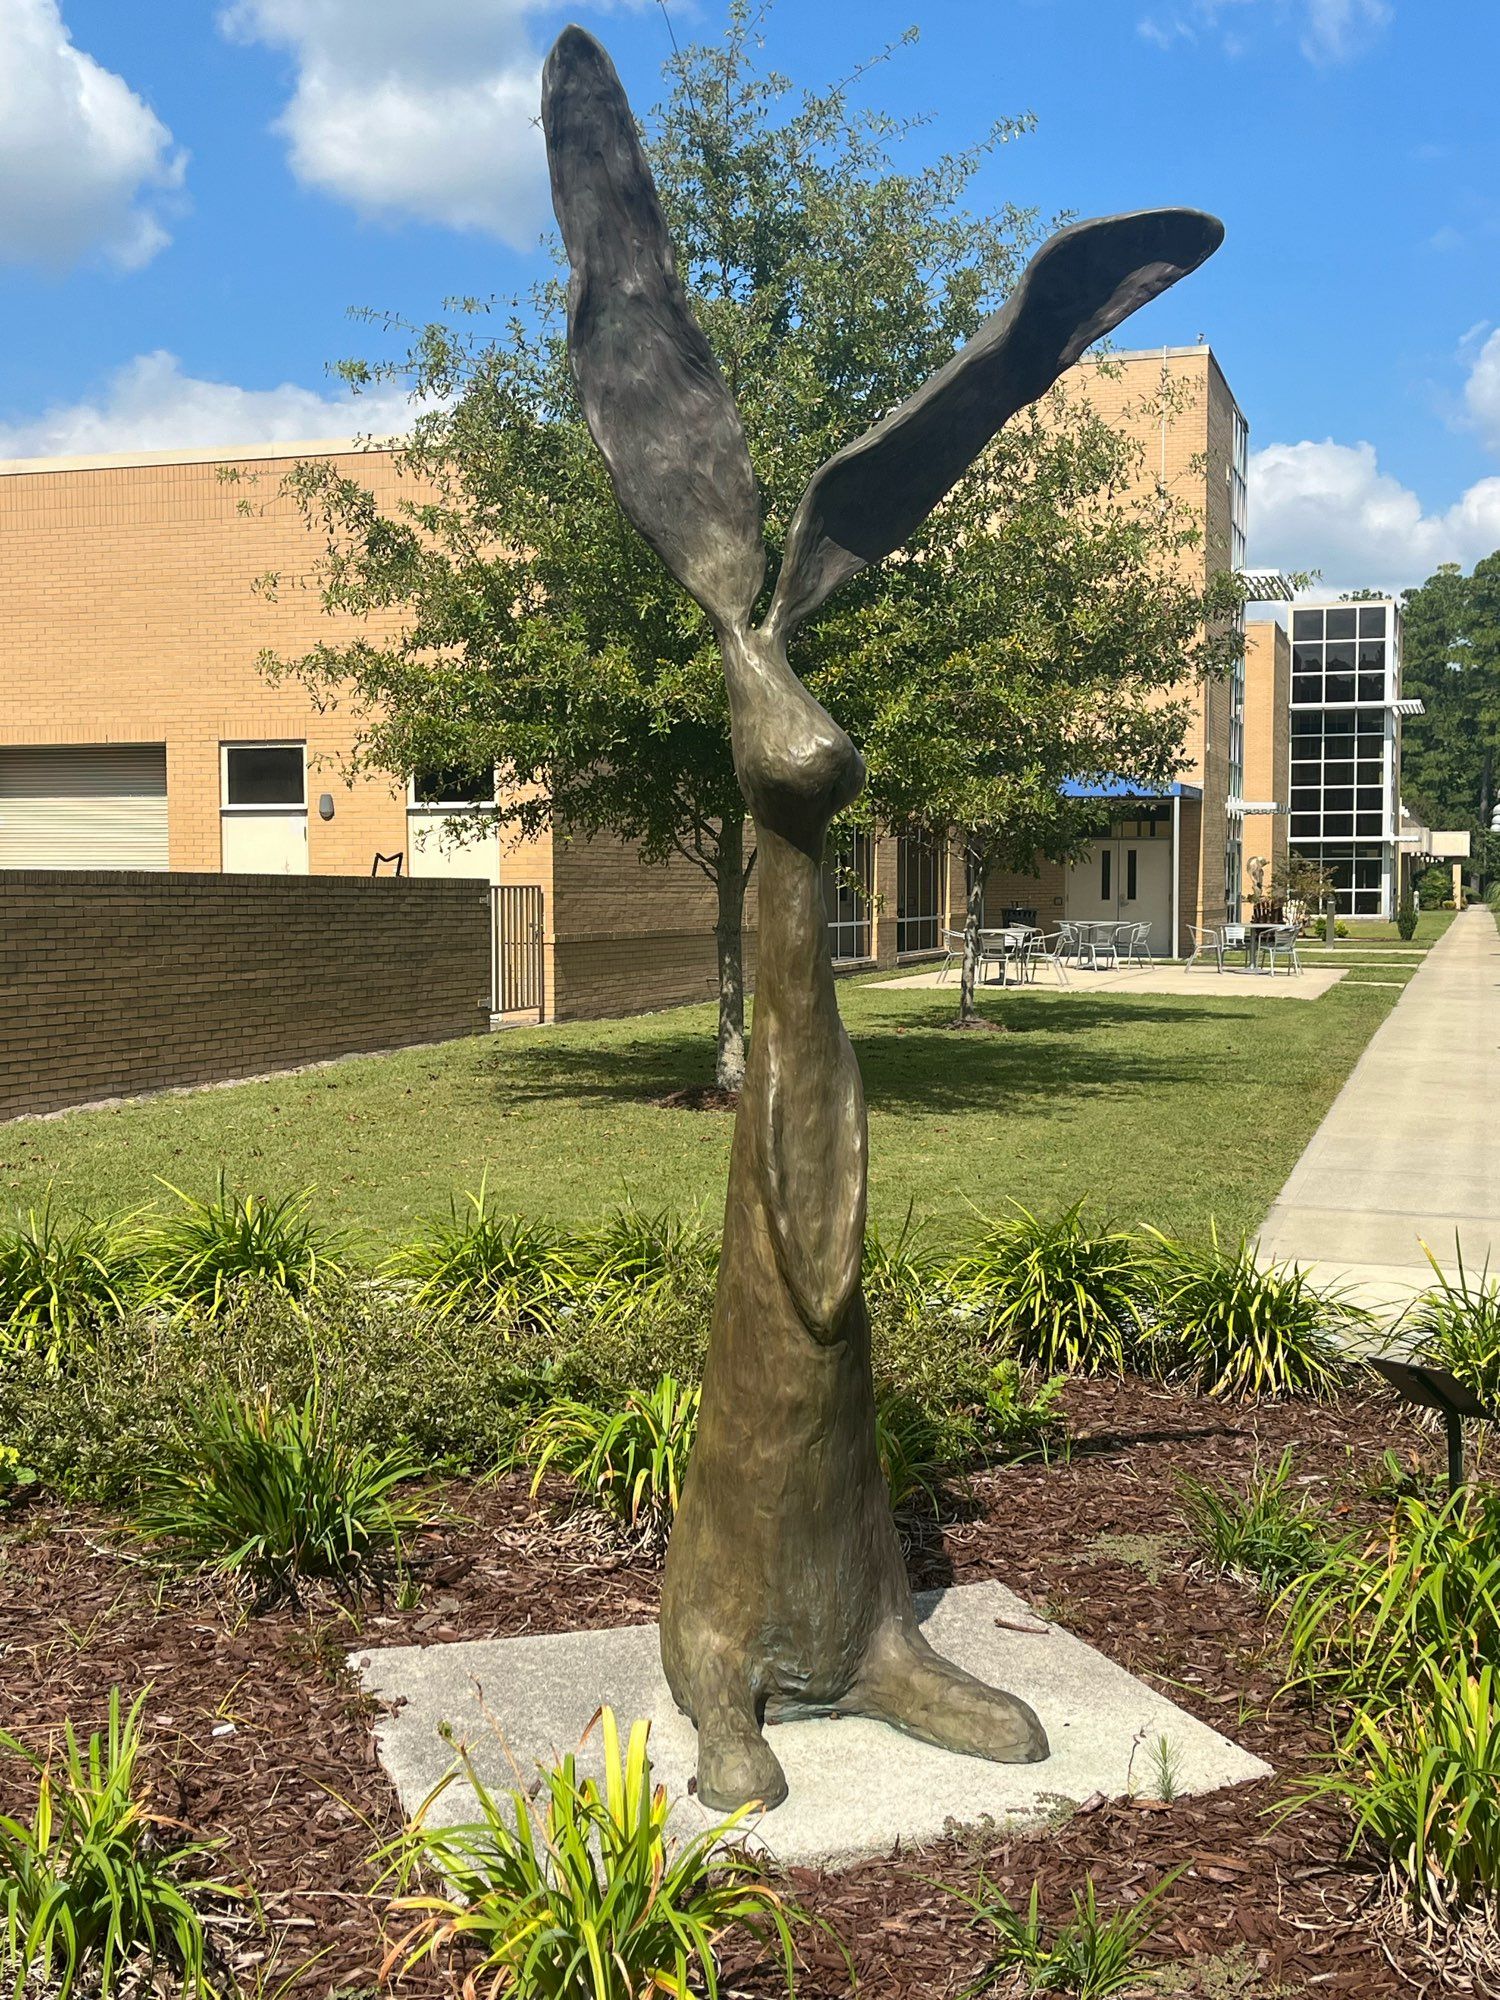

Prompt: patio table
[977,926,1035,986]
[1224,921,1282,973]
[1068,919,1127,969]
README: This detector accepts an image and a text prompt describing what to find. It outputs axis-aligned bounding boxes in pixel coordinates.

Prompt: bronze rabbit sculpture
[541,26,1222,1813]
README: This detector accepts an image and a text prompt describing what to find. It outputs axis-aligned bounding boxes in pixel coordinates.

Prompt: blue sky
[1,0,1496,592]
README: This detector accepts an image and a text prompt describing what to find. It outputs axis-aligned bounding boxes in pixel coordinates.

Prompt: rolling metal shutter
[0,745,169,869]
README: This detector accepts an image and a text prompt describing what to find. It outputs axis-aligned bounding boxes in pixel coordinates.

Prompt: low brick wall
[0,870,492,1120]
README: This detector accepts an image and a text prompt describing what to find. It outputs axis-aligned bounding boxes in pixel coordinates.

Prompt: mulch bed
[654,1082,741,1111]
[0,1377,1481,1997]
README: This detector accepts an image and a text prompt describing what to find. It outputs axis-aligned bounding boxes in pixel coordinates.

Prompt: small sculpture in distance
[541,24,1223,1813]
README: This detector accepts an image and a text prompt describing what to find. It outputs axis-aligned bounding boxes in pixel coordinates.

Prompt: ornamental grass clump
[1281,1484,1500,1708]
[863,1207,946,1327]
[383,1188,579,1328]
[1178,1449,1327,1593]
[136,1175,346,1316]
[573,1202,718,1316]
[949,1201,1145,1376]
[0,1688,237,2000]
[873,1385,972,1514]
[1289,1662,1500,1929]
[1143,1225,1361,1400]
[0,1203,144,1367]
[376,1708,812,1999]
[522,1375,700,1548]
[1404,1244,1500,1409]
[135,1380,429,1607]
[942,1868,1181,1998]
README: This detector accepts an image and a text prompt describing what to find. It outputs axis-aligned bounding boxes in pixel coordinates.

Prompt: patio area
[879,960,1350,1000]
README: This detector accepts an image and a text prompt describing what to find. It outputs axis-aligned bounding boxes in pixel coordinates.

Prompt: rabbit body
[661,632,1048,1811]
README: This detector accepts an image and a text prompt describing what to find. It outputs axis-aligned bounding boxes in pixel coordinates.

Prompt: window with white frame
[896,834,943,953]
[222,742,305,808]
[823,829,874,962]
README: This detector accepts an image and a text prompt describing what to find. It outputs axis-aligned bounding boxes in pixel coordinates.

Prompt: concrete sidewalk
[1258,906,1500,1321]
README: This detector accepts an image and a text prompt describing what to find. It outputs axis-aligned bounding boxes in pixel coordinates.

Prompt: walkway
[879,962,1348,1000]
[1257,905,1500,1320]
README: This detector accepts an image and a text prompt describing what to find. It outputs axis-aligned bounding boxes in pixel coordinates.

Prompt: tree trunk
[714,815,748,1093]
[958,847,987,1026]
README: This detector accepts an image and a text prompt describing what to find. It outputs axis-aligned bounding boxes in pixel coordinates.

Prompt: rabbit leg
[681,1658,789,1814]
[847,1619,1049,1765]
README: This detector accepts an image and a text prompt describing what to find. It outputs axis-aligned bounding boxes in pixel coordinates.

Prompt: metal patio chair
[1123,920,1152,968]
[1260,922,1303,975]
[1023,930,1072,988]
[1185,924,1224,971]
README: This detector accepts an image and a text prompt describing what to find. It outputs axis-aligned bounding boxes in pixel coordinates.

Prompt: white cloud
[220,0,567,244]
[0,0,185,270]
[1137,0,1391,63]
[1462,326,1500,455]
[0,350,417,459]
[1247,438,1500,595]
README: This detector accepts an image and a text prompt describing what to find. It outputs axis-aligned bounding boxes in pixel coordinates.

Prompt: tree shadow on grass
[476,994,1264,1119]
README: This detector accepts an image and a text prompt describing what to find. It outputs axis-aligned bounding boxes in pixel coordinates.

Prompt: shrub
[521,1376,700,1547]
[1281,1485,1500,1706]
[0,1204,143,1366]
[383,1191,578,1327]
[1396,892,1419,942]
[135,1380,429,1606]
[1289,1661,1500,1924]
[0,1283,551,1505]
[1405,1246,1500,1408]
[943,1869,1180,1998]
[0,1687,236,1999]
[376,1708,811,1998]
[1143,1226,1360,1400]
[1178,1450,1327,1592]
[949,1202,1145,1376]
[136,1176,346,1315]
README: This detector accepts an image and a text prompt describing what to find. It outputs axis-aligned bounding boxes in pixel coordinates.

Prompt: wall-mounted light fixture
[318,793,335,821]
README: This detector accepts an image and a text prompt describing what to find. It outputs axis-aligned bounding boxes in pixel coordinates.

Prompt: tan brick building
[0,341,1272,1025]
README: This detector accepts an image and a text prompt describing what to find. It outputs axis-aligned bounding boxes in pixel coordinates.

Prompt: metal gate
[491,884,546,1017]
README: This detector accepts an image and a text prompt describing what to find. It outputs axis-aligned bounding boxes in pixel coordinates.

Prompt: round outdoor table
[1226,921,1282,973]
[977,926,1036,987]
[1069,919,1127,968]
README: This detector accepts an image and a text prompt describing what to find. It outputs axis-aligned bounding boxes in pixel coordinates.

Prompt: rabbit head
[541,26,1223,841]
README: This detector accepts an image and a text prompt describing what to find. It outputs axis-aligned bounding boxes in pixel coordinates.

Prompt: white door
[0,745,168,868]
[220,743,308,874]
[406,767,501,883]
[1066,837,1172,953]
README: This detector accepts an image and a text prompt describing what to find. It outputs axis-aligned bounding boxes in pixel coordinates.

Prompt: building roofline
[0,434,403,478]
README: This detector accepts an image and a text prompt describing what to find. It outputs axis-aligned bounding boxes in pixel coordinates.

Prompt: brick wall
[0,870,491,1120]
[547,830,761,1022]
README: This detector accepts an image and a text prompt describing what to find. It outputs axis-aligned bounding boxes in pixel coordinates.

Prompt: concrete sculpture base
[352,1583,1271,1870]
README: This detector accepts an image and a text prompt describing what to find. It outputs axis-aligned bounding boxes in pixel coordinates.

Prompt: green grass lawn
[0,972,1408,1255]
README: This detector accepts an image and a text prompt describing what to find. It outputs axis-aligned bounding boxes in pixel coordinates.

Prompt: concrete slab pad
[352,1583,1271,1870]
[879,967,1346,1001]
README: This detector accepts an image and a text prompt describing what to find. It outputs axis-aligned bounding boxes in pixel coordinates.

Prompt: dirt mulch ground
[0,1377,1481,1998]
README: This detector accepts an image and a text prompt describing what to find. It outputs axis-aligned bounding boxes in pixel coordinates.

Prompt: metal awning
[1392,697,1425,717]
[1060,778,1203,801]
[1228,797,1286,817]
[1239,570,1297,601]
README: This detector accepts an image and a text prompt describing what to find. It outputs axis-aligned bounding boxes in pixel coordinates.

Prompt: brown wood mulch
[0,1377,1483,1998]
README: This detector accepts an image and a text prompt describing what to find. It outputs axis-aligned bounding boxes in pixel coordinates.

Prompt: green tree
[812,383,1245,1023]
[259,7,1040,1090]
[1400,555,1500,889]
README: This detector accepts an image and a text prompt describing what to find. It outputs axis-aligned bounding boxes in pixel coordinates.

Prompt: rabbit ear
[542,28,766,631]
[766,208,1224,640]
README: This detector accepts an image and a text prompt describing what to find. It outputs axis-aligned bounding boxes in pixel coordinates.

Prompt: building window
[411,766,496,808]
[1310,843,1385,917]
[223,743,305,807]
[896,834,943,954]
[823,829,873,962]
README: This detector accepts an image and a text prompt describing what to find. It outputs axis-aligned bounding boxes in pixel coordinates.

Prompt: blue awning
[1060,778,1203,801]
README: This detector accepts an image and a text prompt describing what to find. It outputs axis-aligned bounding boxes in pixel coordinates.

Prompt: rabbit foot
[694,1709,789,1814]
[849,1620,1049,1764]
